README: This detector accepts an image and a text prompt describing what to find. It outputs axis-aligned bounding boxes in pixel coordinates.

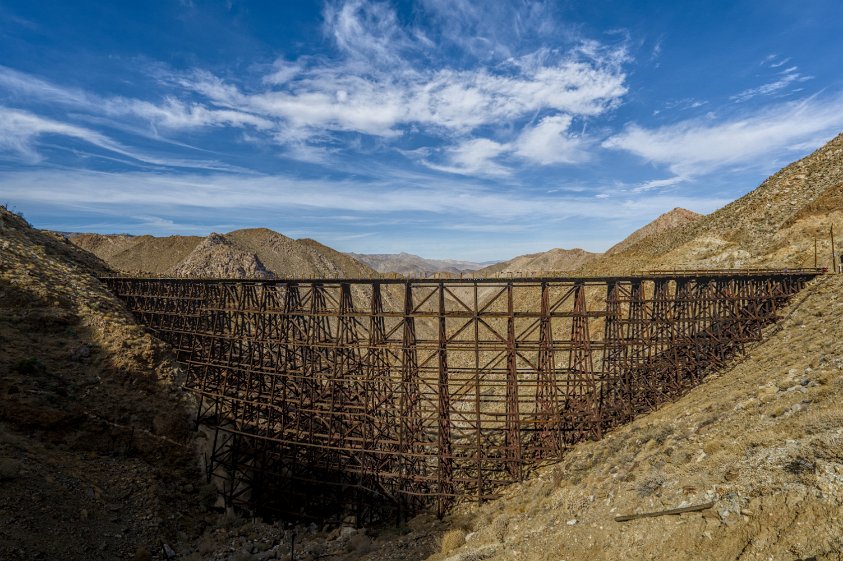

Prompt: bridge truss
[101,270,820,521]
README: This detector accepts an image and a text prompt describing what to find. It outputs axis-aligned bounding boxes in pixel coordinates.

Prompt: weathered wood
[614,501,716,522]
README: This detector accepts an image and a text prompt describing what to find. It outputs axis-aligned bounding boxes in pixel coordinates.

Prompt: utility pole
[832,225,837,273]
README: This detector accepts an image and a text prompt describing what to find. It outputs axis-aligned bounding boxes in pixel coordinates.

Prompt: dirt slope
[69,233,140,261]
[72,233,203,274]
[582,132,843,274]
[605,208,702,256]
[352,273,843,561]
[0,208,209,561]
[478,248,599,276]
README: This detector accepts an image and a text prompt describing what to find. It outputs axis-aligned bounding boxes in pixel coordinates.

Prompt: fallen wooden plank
[614,501,716,522]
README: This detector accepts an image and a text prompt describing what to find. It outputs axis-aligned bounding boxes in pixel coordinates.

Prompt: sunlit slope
[580,132,843,275]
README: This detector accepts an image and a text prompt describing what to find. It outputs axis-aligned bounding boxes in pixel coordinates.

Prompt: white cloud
[164,0,628,150]
[0,65,92,106]
[102,97,273,130]
[602,94,843,176]
[323,0,412,65]
[513,114,588,164]
[428,112,591,174]
[0,0,630,171]
[175,54,626,139]
[633,175,686,192]
[424,138,509,176]
[0,65,272,133]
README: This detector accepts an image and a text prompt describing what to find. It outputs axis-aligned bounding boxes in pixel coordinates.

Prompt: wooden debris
[614,501,716,522]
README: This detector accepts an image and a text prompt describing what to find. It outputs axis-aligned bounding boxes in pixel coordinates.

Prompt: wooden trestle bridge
[101,269,821,521]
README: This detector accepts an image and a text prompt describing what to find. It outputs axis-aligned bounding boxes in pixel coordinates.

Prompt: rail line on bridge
[101,269,822,521]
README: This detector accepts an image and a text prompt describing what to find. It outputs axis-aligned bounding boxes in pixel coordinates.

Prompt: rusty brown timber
[101,270,821,520]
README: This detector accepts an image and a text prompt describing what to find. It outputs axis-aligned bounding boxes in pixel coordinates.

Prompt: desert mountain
[70,227,375,278]
[582,132,843,274]
[348,252,494,276]
[605,207,703,255]
[476,247,599,276]
[171,232,275,279]
[71,233,203,274]
[225,228,373,278]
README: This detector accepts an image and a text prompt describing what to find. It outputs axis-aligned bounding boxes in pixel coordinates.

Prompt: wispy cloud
[0,106,252,172]
[513,114,589,165]
[633,175,687,193]
[0,106,108,162]
[603,93,843,176]
[424,113,590,175]
[0,168,728,227]
[731,64,811,103]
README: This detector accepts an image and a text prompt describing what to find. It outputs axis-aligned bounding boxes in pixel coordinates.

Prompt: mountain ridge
[70,228,376,279]
[348,251,495,276]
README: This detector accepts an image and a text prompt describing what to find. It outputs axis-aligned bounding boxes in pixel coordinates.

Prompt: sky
[1,1,843,261]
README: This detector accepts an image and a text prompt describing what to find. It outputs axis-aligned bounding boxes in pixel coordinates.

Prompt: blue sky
[1,0,843,261]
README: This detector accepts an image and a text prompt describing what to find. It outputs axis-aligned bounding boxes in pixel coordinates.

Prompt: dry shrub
[440,529,466,554]
[346,533,372,554]
[551,467,565,488]
[636,474,664,497]
[489,514,510,543]
[152,410,190,442]
[703,439,725,455]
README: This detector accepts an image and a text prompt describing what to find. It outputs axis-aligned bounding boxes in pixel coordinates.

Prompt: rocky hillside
[226,228,373,278]
[171,233,275,279]
[477,248,599,276]
[0,207,210,561]
[605,208,702,255]
[69,228,375,279]
[583,132,843,274]
[348,252,493,276]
